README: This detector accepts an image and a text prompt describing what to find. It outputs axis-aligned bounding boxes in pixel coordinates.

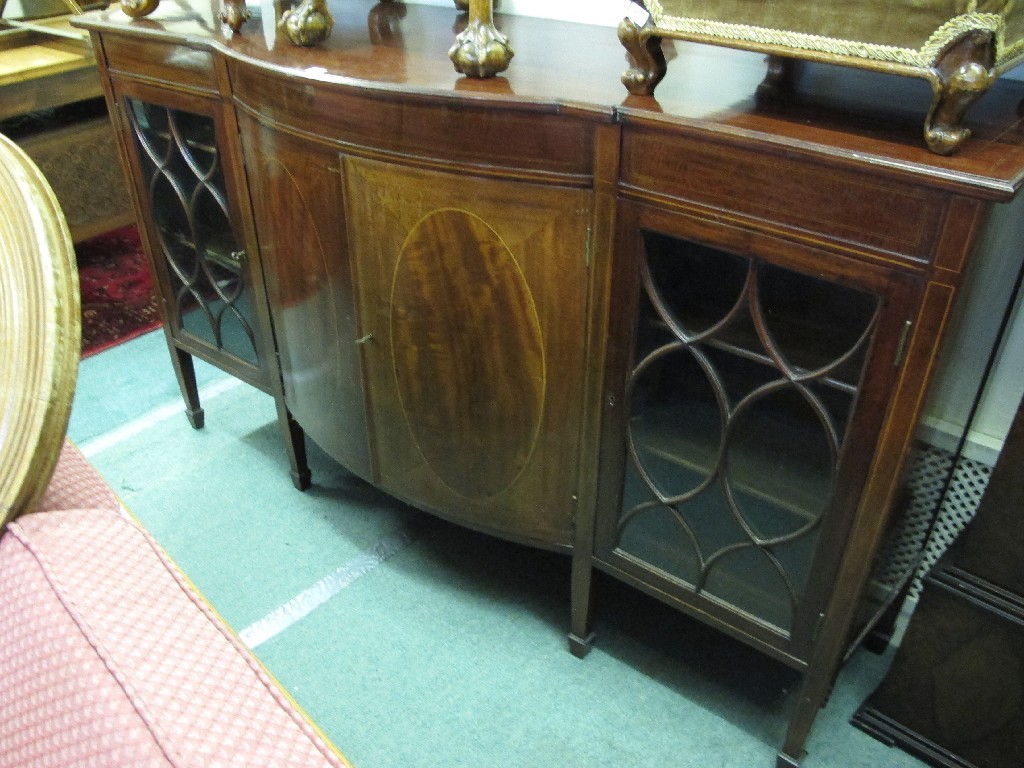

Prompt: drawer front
[231,63,595,181]
[103,34,216,93]
[621,125,947,268]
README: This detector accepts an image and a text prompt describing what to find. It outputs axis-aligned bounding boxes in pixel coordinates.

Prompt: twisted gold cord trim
[643,4,1014,67]
[1001,30,1024,63]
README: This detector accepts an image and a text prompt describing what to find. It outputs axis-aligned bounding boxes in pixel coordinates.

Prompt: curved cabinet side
[238,117,374,481]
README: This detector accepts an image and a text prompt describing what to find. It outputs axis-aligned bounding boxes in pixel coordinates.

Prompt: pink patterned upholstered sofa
[0,133,352,767]
[0,445,352,768]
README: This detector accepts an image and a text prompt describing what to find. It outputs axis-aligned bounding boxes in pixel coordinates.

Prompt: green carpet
[68,330,928,768]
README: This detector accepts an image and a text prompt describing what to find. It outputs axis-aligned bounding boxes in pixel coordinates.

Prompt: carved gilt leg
[120,0,160,18]
[368,0,407,44]
[619,17,666,96]
[220,0,252,34]
[279,0,335,47]
[924,29,995,155]
[449,0,513,78]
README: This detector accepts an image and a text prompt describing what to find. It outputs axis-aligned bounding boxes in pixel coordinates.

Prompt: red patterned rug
[76,225,161,358]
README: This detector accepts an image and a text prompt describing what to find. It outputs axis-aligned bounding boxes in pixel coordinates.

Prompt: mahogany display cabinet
[75,2,1024,766]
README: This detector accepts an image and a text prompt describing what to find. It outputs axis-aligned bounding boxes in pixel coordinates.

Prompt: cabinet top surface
[75,0,1024,197]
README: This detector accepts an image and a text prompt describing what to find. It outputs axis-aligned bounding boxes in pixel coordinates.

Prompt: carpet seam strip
[238,518,434,649]
[79,377,243,458]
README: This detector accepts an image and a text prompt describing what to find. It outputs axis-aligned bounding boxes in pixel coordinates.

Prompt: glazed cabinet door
[236,118,373,481]
[345,156,593,548]
[595,200,920,665]
[99,69,310,489]
[114,82,270,386]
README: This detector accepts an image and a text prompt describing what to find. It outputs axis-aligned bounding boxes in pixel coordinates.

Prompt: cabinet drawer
[621,125,946,267]
[103,35,216,93]
[231,63,594,181]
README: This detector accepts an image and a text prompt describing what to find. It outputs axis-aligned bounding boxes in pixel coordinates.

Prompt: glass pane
[645,232,749,339]
[702,545,799,630]
[616,232,880,634]
[757,262,877,387]
[628,348,722,499]
[125,98,258,365]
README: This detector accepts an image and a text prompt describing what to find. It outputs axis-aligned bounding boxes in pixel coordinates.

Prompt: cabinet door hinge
[894,320,913,368]
[585,226,593,269]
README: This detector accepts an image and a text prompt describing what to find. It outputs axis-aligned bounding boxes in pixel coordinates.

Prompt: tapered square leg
[171,347,204,430]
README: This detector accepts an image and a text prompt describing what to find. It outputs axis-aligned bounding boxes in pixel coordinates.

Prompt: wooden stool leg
[619,16,666,96]
[925,29,995,155]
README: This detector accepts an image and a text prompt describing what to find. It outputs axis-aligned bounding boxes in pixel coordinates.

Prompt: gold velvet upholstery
[0,133,80,527]
[644,1,1024,68]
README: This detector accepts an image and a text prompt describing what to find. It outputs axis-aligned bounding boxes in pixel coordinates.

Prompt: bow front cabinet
[75,2,1024,766]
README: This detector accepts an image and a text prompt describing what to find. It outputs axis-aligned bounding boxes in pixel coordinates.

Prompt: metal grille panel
[873,440,993,600]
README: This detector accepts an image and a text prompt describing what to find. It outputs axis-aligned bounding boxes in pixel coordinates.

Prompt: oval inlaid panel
[391,209,544,499]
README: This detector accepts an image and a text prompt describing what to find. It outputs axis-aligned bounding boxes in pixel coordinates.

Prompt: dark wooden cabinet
[76,3,1024,766]
[853,391,1024,768]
